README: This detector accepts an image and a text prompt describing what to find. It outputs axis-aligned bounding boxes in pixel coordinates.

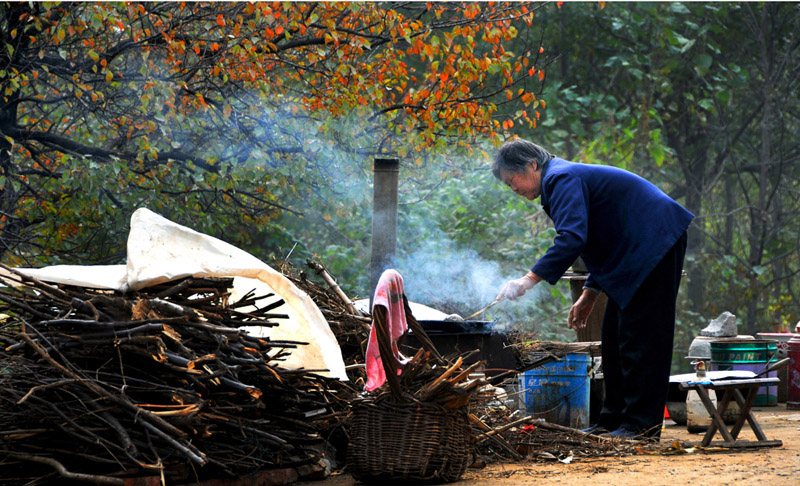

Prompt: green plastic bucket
[710,339,778,406]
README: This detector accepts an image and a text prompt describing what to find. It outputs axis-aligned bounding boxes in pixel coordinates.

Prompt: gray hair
[492,139,554,179]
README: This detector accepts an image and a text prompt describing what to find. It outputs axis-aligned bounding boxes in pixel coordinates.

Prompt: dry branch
[306,260,363,317]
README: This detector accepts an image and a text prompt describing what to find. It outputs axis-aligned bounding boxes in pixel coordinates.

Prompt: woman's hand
[497,272,541,301]
[568,288,599,329]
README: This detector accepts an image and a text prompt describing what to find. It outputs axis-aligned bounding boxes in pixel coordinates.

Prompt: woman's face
[499,162,541,201]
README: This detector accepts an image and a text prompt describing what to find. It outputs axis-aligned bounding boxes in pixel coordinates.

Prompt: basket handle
[403,296,444,363]
[372,305,404,401]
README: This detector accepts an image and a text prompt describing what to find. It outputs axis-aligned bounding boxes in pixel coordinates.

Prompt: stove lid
[413,319,496,335]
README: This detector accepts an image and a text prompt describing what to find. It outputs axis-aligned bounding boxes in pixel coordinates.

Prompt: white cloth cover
[13,208,348,381]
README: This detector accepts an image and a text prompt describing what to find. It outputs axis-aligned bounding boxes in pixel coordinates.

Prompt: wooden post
[569,279,607,342]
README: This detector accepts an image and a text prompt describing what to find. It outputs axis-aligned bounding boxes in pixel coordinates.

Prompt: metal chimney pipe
[369,157,399,308]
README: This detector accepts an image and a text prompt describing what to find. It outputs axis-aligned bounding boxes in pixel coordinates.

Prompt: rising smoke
[394,217,551,333]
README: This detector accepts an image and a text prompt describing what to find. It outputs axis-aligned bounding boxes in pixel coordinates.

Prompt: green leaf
[668,3,691,14]
[715,89,731,103]
[666,30,689,47]
[695,53,712,71]
[679,39,696,53]
[648,142,666,166]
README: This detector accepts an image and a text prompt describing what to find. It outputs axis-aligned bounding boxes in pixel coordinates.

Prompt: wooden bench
[678,377,782,449]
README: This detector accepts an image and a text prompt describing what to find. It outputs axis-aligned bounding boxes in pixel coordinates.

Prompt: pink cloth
[365,269,411,392]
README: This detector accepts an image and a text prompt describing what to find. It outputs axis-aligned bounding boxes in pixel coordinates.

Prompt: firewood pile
[471,406,649,464]
[0,265,355,485]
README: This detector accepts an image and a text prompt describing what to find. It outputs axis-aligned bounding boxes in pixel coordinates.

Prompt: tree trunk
[686,164,706,318]
[744,5,774,335]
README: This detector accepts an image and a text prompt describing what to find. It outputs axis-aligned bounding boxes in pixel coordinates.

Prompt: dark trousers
[597,231,688,435]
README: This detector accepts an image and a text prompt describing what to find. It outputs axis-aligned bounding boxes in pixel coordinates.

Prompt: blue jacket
[531,158,694,309]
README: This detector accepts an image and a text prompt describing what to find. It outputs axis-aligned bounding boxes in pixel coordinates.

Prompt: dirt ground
[301,407,800,486]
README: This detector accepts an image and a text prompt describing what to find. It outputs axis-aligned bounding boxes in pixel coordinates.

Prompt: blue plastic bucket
[518,353,591,428]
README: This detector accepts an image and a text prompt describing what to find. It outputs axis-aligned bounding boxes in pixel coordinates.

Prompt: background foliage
[2,2,799,373]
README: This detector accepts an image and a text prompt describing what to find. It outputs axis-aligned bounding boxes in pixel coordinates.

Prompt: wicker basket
[347,394,473,483]
[347,297,475,483]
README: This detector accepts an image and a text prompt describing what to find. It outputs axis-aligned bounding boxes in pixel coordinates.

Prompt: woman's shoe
[580,424,610,435]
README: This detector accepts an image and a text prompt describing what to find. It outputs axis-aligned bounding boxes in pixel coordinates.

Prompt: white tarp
[14,208,348,381]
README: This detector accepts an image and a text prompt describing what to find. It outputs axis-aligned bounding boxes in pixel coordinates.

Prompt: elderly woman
[494,138,693,440]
